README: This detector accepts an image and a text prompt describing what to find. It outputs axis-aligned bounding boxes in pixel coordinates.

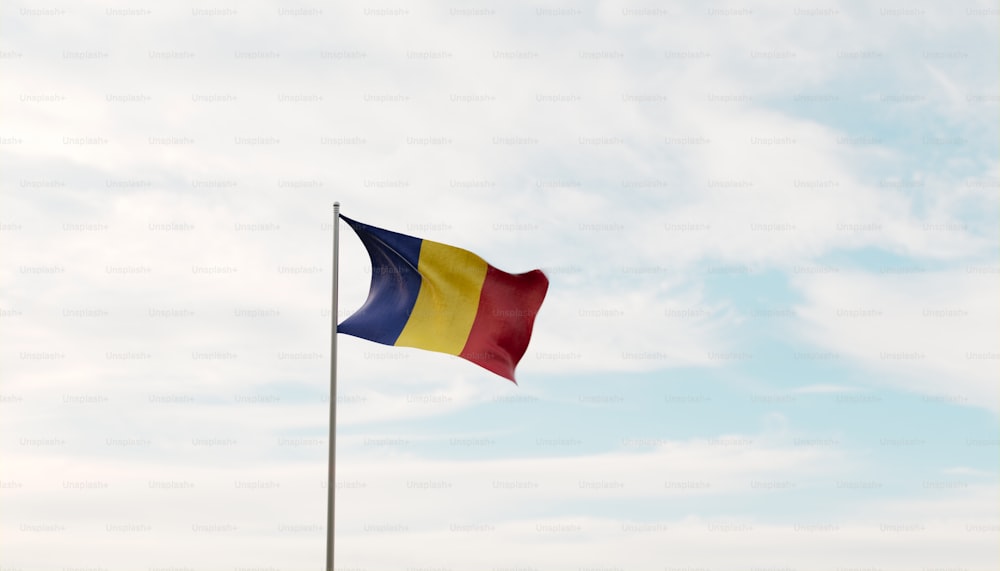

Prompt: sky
[1,1,998,570]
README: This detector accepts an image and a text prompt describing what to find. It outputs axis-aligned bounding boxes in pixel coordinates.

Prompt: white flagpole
[326,202,340,571]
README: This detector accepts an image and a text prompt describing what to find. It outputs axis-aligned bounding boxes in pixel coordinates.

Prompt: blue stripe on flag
[338,215,424,346]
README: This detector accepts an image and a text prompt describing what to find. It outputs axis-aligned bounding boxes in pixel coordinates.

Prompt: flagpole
[326,201,340,571]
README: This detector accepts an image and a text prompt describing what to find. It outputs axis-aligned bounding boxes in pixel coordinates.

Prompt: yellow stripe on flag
[394,239,488,355]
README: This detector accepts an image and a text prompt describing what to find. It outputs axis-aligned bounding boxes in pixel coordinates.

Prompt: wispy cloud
[1,0,997,569]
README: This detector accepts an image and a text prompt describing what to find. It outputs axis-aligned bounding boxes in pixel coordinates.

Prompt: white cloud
[2,0,998,569]
[2,438,995,570]
[794,269,1000,410]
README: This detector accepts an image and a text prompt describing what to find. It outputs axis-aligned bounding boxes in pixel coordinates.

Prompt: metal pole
[325,202,340,571]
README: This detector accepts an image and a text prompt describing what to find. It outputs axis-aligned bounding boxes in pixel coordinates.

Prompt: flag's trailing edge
[338,214,548,383]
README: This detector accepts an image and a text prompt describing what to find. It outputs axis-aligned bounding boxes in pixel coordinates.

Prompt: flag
[338,214,548,383]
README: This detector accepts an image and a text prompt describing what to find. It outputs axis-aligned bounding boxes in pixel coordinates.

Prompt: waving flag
[338,214,548,382]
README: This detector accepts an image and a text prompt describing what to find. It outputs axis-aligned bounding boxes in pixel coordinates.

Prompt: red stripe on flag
[459,266,548,383]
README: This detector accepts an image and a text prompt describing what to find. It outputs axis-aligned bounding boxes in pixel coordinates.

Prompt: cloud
[2,436,995,570]
[2,0,998,569]
[793,269,1000,410]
